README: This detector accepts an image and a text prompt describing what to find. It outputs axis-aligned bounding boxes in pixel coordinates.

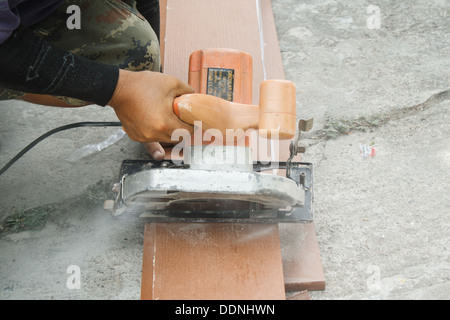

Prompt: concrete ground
[0,0,449,300]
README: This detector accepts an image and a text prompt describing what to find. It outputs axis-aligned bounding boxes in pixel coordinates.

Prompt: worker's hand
[108,69,195,143]
[143,142,165,161]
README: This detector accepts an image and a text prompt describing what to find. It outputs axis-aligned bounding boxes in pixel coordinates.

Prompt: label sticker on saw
[206,68,234,102]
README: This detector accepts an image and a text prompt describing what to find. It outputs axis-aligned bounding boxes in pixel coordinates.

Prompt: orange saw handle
[173,79,297,140]
[173,94,259,133]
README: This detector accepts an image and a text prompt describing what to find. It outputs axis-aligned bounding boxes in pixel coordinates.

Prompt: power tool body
[106,49,314,223]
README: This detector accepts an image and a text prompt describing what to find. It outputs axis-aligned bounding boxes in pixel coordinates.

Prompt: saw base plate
[110,160,313,223]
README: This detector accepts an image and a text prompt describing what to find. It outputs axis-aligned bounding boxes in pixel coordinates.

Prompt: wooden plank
[141,223,286,300]
[286,290,311,300]
[150,3,286,300]
[280,223,326,292]
[255,1,326,291]
[142,0,325,299]
[159,0,167,69]
[259,0,286,80]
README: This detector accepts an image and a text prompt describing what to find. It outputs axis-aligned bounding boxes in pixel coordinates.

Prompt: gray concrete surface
[0,0,449,300]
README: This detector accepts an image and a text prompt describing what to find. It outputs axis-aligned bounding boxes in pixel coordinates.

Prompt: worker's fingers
[159,125,194,144]
[110,70,196,144]
[143,142,165,160]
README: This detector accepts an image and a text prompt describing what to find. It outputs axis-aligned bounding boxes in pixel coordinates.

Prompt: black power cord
[0,121,122,176]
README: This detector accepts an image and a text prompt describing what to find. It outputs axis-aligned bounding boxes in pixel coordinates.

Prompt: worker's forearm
[0,27,119,106]
[21,93,88,107]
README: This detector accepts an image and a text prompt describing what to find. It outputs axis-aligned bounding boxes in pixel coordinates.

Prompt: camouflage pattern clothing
[0,0,161,105]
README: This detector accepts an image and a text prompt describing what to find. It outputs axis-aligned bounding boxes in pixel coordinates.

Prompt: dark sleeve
[136,0,160,42]
[0,27,119,106]
[0,0,21,45]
